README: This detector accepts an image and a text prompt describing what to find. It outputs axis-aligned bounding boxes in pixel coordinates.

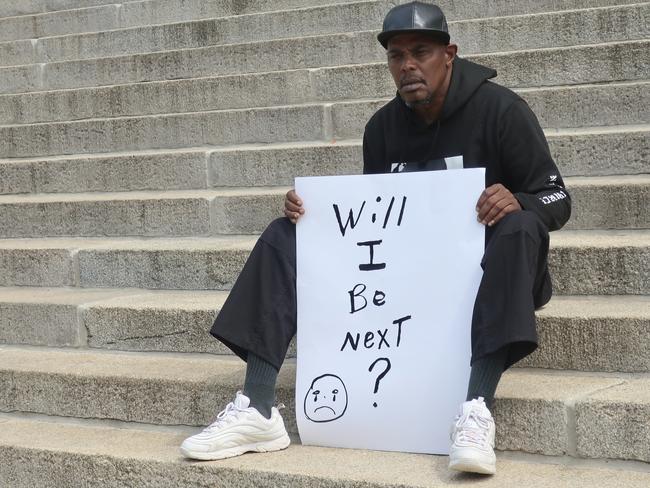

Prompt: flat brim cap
[377,2,450,49]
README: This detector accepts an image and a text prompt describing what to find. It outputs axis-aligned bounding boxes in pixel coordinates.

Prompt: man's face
[386,33,455,106]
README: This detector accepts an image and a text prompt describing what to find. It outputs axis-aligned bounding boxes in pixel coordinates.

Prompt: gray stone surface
[211,188,286,234]
[0,245,75,287]
[0,175,643,237]
[11,2,647,65]
[564,175,650,230]
[209,142,363,186]
[0,287,123,347]
[0,39,35,67]
[0,161,34,194]
[0,347,296,429]
[0,151,208,194]
[76,236,256,289]
[4,417,650,488]
[82,291,227,353]
[117,0,645,30]
[331,82,650,140]
[493,371,621,456]
[547,126,650,177]
[0,348,640,461]
[521,296,650,372]
[0,192,213,237]
[0,0,125,18]
[0,105,326,158]
[3,33,646,96]
[549,231,650,295]
[2,80,644,159]
[0,4,119,43]
[576,380,650,462]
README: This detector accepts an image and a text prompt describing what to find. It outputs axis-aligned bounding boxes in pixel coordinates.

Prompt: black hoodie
[362,57,571,231]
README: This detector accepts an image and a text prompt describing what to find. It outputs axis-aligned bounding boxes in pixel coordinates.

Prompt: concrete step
[1,126,647,195]
[1,345,649,462]
[0,0,133,18]
[0,0,360,42]
[523,295,650,373]
[1,28,646,95]
[1,81,647,159]
[0,230,646,293]
[0,187,290,237]
[330,82,650,141]
[0,4,121,44]
[0,286,228,352]
[565,175,650,230]
[549,230,649,295]
[0,188,284,237]
[1,287,648,373]
[2,2,647,66]
[117,0,648,30]
[1,56,648,126]
[3,417,650,488]
[0,175,646,237]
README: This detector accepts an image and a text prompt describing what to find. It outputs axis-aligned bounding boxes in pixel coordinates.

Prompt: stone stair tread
[0,343,645,407]
[0,174,647,203]
[0,235,258,250]
[0,186,289,203]
[0,285,228,306]
[0,122,646,164]
[1,75,648,127]
[0,343,644,400]
[566,174,650,186]
[1,285,646,317]
[0,229,645,251]
[2,416,650,488]
[537,295,650,319]
[551,229,650,247]
[3,343,650,463]
[2,1,647,67]
[1,34,646,96]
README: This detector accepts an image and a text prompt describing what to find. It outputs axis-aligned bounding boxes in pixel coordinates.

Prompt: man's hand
[284,189,304,224]
[476,184,522,227]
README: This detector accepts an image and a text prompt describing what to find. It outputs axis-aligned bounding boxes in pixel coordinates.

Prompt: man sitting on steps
[180,1,571,475]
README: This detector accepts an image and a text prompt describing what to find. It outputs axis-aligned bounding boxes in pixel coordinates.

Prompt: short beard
[404,94,434,108]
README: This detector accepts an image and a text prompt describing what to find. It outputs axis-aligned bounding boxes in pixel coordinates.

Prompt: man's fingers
[476,184,503,211]
[284,189,304,224]
[486,203,518,227]
[286,189,302,206]
[285,200,303,213]
[477,193,509,222]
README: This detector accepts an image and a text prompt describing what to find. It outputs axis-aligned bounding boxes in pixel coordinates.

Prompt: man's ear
[445,43,458,66]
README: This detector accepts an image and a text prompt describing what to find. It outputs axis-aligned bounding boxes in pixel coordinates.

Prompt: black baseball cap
[377,2,450,49]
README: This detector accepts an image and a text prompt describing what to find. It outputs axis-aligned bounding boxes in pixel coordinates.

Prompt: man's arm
[497,99,571,231]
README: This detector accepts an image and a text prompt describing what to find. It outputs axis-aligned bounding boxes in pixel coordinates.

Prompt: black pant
[211,210,550,371]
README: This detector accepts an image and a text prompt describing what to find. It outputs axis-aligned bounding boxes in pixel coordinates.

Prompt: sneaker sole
[180,434,291,461]
[449,458,496,475]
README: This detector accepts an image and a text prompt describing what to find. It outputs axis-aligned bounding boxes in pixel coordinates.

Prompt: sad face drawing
[304,374,348,423]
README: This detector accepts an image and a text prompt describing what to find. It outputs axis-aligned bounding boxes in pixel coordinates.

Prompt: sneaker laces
[454,409,491,446]
[205,398,248,432]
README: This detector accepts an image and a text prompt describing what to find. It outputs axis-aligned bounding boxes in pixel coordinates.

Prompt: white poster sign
[295,169,485,454]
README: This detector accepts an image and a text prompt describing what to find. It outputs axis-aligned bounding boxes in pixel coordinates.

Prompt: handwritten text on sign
[296,169,485,454]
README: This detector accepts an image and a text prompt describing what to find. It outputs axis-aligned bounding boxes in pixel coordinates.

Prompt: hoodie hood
[440,57,497,120]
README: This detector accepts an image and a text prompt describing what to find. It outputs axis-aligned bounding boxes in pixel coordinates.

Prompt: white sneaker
[449,397,496,475]
[180,391,290,461]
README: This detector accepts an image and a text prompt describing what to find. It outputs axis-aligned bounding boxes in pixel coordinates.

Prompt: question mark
[368,357,391,407]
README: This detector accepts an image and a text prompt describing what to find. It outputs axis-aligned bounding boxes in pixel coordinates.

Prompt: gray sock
[466,347,508,409]
[243,352,278,419]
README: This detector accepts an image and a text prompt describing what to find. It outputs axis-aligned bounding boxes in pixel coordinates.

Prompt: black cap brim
[378,29,450,49]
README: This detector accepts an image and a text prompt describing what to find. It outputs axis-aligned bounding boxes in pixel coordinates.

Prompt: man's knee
[495,210,547,239]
